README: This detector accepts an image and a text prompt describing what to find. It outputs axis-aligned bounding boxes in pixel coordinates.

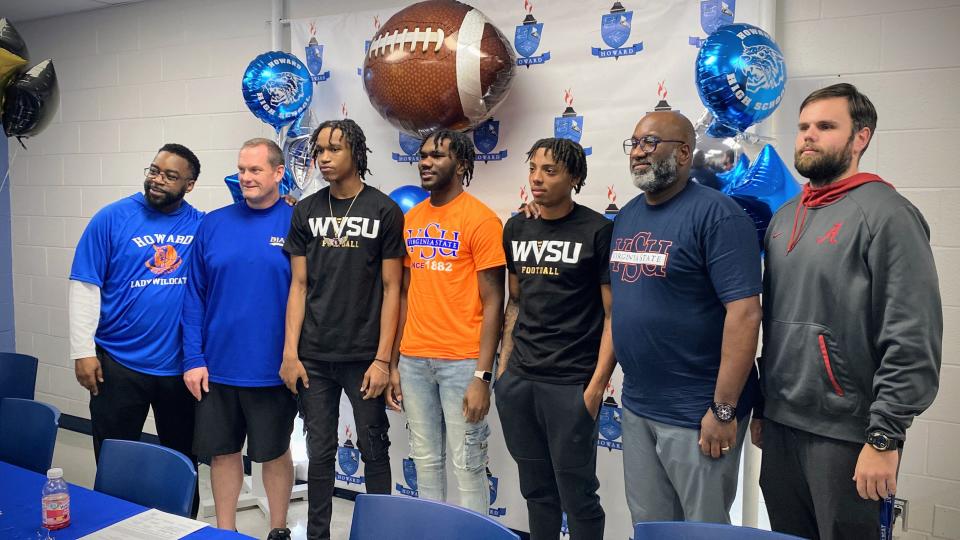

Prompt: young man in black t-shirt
[280,119,405,540]
[496,138,615,540]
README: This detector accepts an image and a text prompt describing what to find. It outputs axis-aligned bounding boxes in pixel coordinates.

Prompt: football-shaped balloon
[362,0,516,137]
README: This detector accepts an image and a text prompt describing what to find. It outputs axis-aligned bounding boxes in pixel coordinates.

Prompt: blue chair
[0,397,60,473]
[349,494,519,540]
[634,522,805,539]
[94,439,197,517]
[0,352,38,400]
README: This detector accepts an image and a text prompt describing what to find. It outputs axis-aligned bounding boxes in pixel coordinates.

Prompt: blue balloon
[242,51,313,131]
[695,23,787,134]
[224,174,243,204]
[717,152,750,190]
[389,185,429,214]
[724,145,801,246]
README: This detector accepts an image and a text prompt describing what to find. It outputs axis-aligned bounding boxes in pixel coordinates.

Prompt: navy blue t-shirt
[182,199,294,386]
[610,181,762,428]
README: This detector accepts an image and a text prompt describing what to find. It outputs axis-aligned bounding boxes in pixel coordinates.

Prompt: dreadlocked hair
[421,129,476,186]
[311,119,372,180]
[525,138,588,193]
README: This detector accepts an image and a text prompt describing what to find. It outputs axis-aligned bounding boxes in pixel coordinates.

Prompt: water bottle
[41,468,70,530]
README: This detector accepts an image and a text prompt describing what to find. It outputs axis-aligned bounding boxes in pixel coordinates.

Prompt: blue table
[0,462,252,539]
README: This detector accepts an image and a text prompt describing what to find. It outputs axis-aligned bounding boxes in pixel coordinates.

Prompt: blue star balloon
[389,185,429,214]
[242,51,313,132]
[717,152,750,190]
[724,145,801,247]
[695,23,787,134]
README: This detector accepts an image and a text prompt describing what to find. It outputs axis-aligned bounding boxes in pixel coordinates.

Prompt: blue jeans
[399,355,490,513]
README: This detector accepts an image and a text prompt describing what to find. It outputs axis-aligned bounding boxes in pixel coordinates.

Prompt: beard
[143,180,188,210]
[632,149,680,193]
[795,134,854,186]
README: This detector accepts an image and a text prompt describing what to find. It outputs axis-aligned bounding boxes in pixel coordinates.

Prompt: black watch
[866,431,900,452]
[473,370,493,384]
[710,402,736,423]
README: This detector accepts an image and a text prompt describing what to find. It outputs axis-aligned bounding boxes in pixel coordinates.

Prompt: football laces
[368,27,447,57]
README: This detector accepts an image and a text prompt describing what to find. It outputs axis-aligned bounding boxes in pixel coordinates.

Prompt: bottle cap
[46,468,63,479]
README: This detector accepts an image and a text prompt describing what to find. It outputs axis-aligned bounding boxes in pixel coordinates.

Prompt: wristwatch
[866,431,900,452]
[474,370,493,384]
[710,402,737,423]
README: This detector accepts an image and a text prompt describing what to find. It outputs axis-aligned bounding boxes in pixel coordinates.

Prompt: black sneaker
[267,528,291,540]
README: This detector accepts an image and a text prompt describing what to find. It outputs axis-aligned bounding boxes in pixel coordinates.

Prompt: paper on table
[78,508,208,540]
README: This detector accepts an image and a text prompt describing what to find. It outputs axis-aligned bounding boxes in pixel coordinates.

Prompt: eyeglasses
[144,167,191,183]
[622,136,686,155]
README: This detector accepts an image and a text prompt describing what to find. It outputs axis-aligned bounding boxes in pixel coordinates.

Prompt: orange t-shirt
[400,191,506,359]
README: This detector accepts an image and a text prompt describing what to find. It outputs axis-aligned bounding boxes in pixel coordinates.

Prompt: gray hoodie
[760,178,941,444]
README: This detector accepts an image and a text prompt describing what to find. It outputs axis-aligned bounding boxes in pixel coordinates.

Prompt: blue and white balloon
[695,23,787,134]
[242,51,313,132]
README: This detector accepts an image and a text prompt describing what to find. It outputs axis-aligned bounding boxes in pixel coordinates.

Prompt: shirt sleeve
[472,216,507,272]
[381,201,407,260]
[866,204,942,440]
[595,220,614,285]
[69,209,113,287]
[181,222,208,372]
[502,218,515,275]
[283,203,309,257]
[69,280,100,360]
[703,214,763,304]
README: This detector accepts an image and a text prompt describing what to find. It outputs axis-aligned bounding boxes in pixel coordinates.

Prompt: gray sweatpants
[622,408,747,524]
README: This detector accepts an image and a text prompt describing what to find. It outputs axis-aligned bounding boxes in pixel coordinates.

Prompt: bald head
[636,111,696,150]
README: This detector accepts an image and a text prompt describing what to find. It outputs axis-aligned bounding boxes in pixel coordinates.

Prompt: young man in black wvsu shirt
[496,138,615,540]
[280,119,405,540]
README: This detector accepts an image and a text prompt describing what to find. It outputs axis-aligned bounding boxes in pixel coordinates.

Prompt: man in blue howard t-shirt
[610,111,763,524]
[69,144,204,494]
[182,139,295,540]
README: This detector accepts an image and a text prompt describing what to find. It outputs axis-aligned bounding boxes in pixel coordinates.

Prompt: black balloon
[3,59,59,138]
[0,18,29,61]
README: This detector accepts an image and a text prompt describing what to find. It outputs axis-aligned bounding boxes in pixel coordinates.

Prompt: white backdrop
[290,1,763,537]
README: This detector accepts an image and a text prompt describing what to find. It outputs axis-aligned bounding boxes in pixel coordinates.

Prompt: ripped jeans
[399,355,490,513]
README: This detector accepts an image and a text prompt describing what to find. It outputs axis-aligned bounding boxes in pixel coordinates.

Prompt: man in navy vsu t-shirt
[69,144,204,503]
[610,112,763,524]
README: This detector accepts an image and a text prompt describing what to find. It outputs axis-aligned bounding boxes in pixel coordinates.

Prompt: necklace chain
[326,184,363,247]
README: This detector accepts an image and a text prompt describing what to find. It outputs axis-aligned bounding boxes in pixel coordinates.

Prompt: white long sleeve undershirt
[69,280,100,360]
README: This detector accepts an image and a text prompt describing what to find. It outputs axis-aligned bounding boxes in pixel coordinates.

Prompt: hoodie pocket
[762,320,859,415]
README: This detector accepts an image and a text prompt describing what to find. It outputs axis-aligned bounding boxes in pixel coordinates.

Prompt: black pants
[297,360,391,540]
[495,370,604,540]
[89,347,199,516]
[760,419,885,540]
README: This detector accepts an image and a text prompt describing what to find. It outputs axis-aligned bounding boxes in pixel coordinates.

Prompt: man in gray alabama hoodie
[756,83,942,540]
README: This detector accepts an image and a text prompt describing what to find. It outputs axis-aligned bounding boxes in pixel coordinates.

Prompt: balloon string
[0,143,21,196]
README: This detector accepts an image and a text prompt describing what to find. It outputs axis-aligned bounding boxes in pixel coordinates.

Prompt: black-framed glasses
[144,167,191,183]
[622,136,686,155]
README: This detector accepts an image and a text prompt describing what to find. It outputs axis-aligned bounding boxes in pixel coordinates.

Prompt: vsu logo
[473,118,508,162]
[395,457,419,497]
[598,383,623,451]
[392,132,422,164]
[406,223,461,261]
[554,89,592,156]
[689,0,735,48]
[514,0,551,67]
[336,426,365,485]
[592,1,644,59]
[512,240,582,265]
[610,232,673,281]
[305,23,331,83]
[487,467,507,517]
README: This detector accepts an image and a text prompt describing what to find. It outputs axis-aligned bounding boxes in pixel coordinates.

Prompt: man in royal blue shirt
[610,111,762,524]
[69,144,204,515]
[182,139,296,540]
